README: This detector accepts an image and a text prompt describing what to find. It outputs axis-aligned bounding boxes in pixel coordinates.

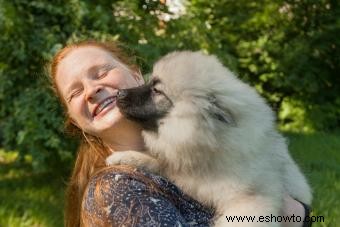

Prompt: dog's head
[117,51,275,163]
[117,51,237,130]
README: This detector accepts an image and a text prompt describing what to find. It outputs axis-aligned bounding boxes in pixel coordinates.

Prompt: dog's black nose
[117,89,128,99]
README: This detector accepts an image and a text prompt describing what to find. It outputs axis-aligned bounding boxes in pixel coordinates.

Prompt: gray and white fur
[106,51,312,227]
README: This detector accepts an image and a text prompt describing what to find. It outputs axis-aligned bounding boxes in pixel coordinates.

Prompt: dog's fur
[106,51,312,226]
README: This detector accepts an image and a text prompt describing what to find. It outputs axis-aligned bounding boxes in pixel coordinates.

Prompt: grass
[285,131,340,226]
[0,131,339,227]
[0,150,65,227]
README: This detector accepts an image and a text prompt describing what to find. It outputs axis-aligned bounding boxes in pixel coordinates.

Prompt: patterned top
[82,167,215,226]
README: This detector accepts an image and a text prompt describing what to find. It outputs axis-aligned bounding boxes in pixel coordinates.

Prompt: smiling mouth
[93,96,116,117]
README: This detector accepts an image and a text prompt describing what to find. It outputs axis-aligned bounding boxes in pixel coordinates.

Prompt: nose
[85,83,102,101]
[117,89,128,100]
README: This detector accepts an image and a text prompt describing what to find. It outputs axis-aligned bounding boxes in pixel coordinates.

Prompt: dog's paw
[106,152,136,166]
[106,150,161,174]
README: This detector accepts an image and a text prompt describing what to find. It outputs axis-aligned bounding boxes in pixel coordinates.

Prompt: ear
[208,96,236,126]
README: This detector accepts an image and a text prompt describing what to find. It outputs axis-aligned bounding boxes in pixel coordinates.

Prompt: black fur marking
[116,79,173,132]
[208,95,236,126]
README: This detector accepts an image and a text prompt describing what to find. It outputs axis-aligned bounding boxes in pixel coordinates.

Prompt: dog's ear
[208,96,236,126]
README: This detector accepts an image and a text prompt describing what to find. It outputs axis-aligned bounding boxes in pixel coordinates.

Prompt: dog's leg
[106,151,161,174]
[213,195,281,227]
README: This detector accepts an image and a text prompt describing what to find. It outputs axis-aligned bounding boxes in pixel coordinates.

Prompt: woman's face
[55,46,143,137]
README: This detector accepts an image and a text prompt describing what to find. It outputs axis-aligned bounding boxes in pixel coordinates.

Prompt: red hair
[49,40,139,227]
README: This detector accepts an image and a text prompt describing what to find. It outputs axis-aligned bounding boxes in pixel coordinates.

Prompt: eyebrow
[65,63,114,97]
[88,63,114,76]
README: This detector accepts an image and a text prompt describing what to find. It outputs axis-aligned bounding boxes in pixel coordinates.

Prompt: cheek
[68,98,87,119]
[125,75,141,88]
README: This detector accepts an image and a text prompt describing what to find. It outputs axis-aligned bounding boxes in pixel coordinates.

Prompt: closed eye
[97,70,109,79]
[152,87,162,95]
[151,77,162,95]
[67,88,83,102]
[97,65,116,79]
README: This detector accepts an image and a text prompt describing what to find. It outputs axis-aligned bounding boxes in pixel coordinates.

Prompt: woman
[50,40,311,227]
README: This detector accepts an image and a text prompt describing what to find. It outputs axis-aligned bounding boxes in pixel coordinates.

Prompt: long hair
[49,40,140,227]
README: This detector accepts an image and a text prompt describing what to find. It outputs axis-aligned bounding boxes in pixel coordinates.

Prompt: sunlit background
[0,0,339,226]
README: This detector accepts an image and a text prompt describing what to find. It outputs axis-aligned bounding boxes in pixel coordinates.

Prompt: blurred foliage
[0,0,339,171]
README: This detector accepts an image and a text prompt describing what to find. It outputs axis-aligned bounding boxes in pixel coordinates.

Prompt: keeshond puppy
[106,51,312,227]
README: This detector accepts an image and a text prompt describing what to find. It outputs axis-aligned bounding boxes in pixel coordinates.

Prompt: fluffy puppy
[106,51,312,227]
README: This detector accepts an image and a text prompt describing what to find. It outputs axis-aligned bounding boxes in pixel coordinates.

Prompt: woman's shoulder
[82,166,214,226]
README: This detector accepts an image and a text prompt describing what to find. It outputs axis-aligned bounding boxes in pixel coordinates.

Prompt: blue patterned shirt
[82,167,215,226]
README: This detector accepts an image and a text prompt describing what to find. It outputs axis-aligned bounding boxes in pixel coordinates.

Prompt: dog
[106,51,312,226]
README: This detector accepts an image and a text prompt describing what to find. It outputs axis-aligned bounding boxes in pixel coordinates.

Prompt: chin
[91,107,125,135]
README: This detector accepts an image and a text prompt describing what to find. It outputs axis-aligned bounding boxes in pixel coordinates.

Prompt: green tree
[0,0,169,170]
[182,0,340,131]
[0,0,339,171]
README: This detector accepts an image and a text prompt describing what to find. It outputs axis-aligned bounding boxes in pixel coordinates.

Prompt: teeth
[95,97,115,116]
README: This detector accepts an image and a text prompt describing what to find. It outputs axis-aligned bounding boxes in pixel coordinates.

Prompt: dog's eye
[152,87,161,95]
